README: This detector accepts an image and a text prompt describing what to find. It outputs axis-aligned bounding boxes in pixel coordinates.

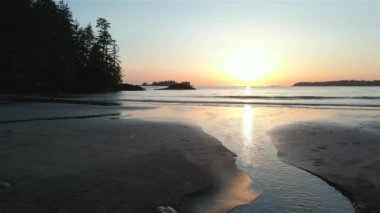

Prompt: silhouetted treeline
[147,80,178,86]
[142,80,192,86]
[2,0,122,93]
[293,80,380,86]
[164,82,195,90]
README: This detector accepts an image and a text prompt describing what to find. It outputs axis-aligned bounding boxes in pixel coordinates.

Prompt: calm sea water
[78,86,380,109]
[75,86,379,212]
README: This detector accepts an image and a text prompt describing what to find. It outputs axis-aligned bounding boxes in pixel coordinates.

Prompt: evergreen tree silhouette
[1,0,122,93]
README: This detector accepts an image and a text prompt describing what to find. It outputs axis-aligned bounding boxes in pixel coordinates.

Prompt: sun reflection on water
[242,105,253,146]
[245,86,251,95]
[241,104,255,166]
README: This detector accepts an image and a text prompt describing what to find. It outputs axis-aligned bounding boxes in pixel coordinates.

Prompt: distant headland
[293,80,380,86]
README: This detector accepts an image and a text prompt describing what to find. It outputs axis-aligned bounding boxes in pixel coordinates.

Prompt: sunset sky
[66,0,379,86]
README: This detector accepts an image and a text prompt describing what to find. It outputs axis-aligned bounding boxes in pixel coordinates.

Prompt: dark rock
[0,181,11,192]
[118,84,145,91]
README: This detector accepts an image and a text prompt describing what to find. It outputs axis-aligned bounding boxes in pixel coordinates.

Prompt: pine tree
[2,0,123,92]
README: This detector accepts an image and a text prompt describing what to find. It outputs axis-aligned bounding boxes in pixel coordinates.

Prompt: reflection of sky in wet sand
[208,171,259,212]
[184,168,258,213]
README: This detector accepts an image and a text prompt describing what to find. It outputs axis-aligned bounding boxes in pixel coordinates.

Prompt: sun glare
[223,50,275,84]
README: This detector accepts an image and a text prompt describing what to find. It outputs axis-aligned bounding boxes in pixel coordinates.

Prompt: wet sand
[0,102,256,213]
[270,119,380,213]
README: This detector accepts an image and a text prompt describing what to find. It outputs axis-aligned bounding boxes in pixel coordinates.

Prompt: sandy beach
[1,97,379,213]
[0,102,256,213]
[270,118,380,213]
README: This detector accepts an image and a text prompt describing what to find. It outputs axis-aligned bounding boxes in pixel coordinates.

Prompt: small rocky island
[164,82,195,90]
[142,80,178,86]
[293,80,380,86]
[143,81,196,90]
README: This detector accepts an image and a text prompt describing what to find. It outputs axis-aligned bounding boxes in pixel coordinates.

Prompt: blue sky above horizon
[65,0,379,86]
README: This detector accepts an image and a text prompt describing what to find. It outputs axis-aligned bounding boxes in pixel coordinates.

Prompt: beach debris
[0,181,11,192]
[154,206,178,213]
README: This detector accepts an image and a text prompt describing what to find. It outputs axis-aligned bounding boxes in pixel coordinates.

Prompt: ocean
[79,86,380,110]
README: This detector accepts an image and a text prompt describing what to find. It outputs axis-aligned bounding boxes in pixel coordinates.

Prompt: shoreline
[270,119,380,213]
[0,102,256,212]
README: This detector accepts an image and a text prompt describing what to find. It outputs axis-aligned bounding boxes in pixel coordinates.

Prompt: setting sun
[223,50,275,84]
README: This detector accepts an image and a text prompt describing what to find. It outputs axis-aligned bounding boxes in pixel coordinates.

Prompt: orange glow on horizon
[122,48,379,87]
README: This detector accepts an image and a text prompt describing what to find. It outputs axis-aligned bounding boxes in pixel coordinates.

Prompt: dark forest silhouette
[2,0,123,93]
